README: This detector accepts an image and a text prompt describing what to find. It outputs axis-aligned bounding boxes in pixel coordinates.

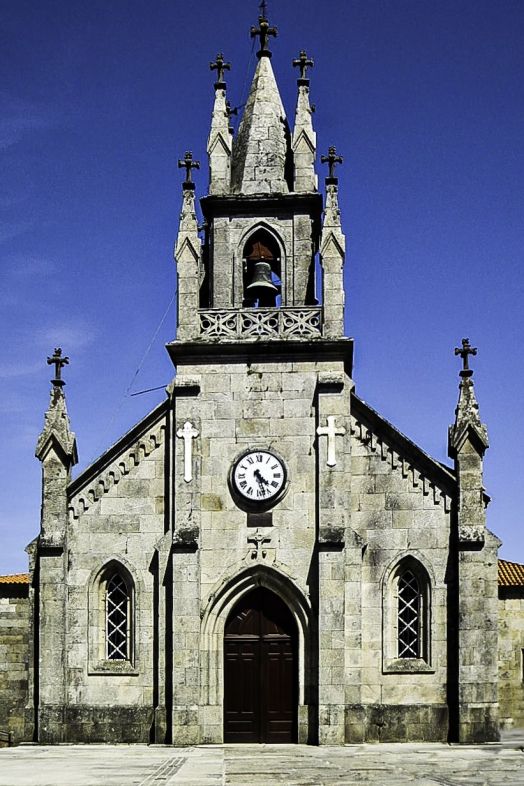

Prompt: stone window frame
[88,558,140,676]
[382,553,435,674]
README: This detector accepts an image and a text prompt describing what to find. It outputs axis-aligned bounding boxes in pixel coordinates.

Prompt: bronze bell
[245,260,279,295]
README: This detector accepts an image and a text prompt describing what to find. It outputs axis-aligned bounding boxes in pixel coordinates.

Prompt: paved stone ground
[0,734,524,786]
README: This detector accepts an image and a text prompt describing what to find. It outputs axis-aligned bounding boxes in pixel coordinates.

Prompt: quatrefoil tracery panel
[199,308,322,339]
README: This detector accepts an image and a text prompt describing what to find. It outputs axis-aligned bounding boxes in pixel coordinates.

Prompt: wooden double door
[224,587,298,743]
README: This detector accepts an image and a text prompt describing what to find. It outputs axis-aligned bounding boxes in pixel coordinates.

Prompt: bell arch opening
[242,229,282,308]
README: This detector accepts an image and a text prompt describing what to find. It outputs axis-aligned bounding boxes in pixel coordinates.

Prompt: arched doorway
[223,587,298,743]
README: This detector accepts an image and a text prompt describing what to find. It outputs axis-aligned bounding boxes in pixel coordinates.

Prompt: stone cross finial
[455,338,477,378]
[210,53,231,85]
[47,347,69,388]
[293,50,314,81]
[321,146,343,182]
[248,528,272,559]
[250,14,277,58]
[178,151,200,188]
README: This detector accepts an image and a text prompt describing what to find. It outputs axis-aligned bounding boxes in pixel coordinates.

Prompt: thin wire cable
[130,384,169,397]
[233,33,257,127]
[90,288,177,463]
[122,288,177,399]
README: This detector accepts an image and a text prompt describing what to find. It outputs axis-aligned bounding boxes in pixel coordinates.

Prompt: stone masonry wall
[56,414,166,743]
[174,356,350,744]
[499,590,524,728]
[0,585,30,743]
[349,407,452,742]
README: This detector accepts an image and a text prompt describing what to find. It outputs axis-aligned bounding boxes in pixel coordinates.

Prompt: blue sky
[1,0,523,573]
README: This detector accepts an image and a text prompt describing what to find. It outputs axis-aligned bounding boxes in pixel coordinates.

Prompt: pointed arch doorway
[223,587,298,743]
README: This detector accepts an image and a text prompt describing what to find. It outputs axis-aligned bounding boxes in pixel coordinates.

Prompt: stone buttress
[448,340,500,742]
[34,351,77,742]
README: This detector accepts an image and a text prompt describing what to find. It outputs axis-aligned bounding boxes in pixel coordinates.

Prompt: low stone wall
[345,704,449,743]
[38,705,155,744]
[499,588,524,728]
[0,583,31,743]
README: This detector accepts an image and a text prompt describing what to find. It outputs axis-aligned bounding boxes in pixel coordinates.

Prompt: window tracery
[383,555,433,673]
[397,569,421,659]
[106,573,130,660]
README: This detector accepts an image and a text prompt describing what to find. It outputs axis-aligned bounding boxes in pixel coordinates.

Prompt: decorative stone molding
[68,425,165,521]
[199,307,322,339]
[173,527,199,551]
[458,524,485,544]
[351,417,452,512]
[318,525,345,547]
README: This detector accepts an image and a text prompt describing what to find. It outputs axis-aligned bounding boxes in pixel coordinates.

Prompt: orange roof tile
[0,574,29,584]
[0,563,523,588]
[498,559,524,587]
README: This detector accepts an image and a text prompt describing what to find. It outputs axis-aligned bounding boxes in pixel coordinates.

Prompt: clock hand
[254,468,270,486]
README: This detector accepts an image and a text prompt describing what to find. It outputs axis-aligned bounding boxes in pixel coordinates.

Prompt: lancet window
[397,569,421,658]
[383,555,432,671]
[105,572,131,660]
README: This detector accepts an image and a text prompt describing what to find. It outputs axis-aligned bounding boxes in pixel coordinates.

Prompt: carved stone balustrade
[199,307,323,340]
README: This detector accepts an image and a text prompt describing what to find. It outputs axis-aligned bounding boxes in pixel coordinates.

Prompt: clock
[231,449,287,506]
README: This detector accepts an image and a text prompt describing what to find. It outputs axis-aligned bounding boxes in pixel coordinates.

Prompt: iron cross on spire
[251,13,277,58]
[455,337,477,377]
[210,52,231,85]
[47,347,69,388]
[293,50,314,81]
[321,146,343,181]
[178,151,200,188]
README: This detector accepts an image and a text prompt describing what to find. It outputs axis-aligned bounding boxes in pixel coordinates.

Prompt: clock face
[232,450,286,505]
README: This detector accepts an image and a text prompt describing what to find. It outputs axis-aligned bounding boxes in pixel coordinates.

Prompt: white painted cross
[316,415,346,467]
[176,421,199,482]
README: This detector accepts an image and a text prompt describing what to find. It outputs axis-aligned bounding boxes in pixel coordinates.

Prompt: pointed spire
[320,147,346,338]
[175,153,201,339]
[449,338,489,458]
[207,55,232,195]
[292,50,317,192]
[448,339,489,544]
[36,350,77,546]
[231,56,290,194]
[36,349,77,466]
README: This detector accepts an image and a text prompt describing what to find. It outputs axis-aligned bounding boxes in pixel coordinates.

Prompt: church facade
[1,15,522,746]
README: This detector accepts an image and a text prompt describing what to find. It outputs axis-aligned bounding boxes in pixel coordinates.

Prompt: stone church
[1,14,524,747]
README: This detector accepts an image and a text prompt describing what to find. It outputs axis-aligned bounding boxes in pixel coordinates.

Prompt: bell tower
[171,11,348,345]
[167,12,354,746]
